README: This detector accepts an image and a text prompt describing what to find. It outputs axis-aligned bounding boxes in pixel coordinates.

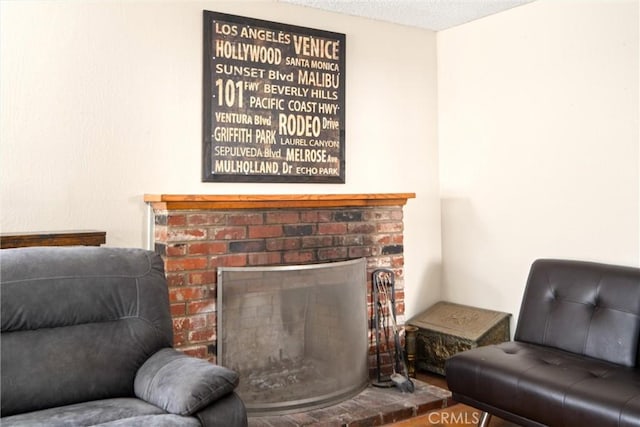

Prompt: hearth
[217,258,368,415]
[247,379,453,427]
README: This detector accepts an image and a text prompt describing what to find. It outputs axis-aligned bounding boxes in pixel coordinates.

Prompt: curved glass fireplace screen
[217,258,368,416]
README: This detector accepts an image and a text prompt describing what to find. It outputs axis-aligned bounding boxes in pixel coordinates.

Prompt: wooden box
[407,301,511,375]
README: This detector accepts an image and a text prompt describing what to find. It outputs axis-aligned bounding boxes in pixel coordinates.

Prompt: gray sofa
[446,259,640,427]
[1,246,248,427]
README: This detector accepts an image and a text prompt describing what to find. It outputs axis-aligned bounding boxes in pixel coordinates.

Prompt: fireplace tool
[372,269,414,392]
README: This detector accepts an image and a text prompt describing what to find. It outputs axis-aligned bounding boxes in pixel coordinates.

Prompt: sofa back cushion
[515,259,640,367]
[1,247,174,416]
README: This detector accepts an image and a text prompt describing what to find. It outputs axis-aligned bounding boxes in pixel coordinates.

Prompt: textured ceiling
[280,0,536,31]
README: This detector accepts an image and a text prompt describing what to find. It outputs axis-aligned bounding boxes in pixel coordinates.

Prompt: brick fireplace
[144,193,415,377]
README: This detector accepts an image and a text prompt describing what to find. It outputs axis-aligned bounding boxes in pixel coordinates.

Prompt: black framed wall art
[202,11,346,183]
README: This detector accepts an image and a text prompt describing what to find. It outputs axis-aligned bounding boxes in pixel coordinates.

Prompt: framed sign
[202,11,346,183]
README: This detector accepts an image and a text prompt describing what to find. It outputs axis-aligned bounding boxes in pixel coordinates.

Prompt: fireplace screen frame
[217,258,369,416]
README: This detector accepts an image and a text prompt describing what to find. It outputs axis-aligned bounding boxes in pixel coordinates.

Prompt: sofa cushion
[135,348,239,416]
[94,414,201,427]
[0,398,165,427]
[0,247,174,416]
[446,341,640,427]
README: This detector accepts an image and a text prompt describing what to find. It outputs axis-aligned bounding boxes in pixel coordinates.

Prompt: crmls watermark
[427,412,482,425]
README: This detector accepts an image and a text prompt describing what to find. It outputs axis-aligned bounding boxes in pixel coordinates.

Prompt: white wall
[0,0,441,319]
[4,0,637,326]
[438,0,640,324]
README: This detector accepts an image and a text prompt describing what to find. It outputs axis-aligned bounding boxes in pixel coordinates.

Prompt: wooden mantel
[144,193,415,210]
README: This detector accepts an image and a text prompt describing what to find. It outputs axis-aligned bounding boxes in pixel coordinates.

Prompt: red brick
[266,237,300,251]
[167,214,187,226]
[188,329,215,343]
[167,228,207,241]
[215,253,247,267]
[302,236,333,248]
[173,332,186,347]
[315,210,333,222]
[391,209,404,220]
[348,223,376,234]
[166,243,187,257]
[299,211,319,222]
[318,247,348,260]
[188,271,216,285]
[283,250,315,264]
[377,222,403,233]
[248,225,283,238]
[165,257,208,272]
[170,303,186,317]
[228,213,263,225]
[212,226,247,240]
[154,227,167,242]
[172,317,188,332]
[187,300,215,314]
[395,301,405,316]
[248,252,282,266]
[169,286,206,302]
[318,222,347,234]
[266,211,299,224]
[188,314,209,330]
[206,313,216,327]
[349,246,373,258]
[334,235,364,246]
[366,209,403,222]
[188,241,226,255]
[390,257,404,268]
[165,273,186,287]
[372,234,403,245]
[187,213,225,225]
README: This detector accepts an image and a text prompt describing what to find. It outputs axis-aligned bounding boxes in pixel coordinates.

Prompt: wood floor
[384,372,519,427]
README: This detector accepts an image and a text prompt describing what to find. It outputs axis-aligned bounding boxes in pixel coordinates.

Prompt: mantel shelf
[144,193,415,210]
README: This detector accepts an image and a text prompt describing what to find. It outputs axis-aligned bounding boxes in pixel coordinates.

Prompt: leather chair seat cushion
[446,341,640,427]
[0,398,198,427]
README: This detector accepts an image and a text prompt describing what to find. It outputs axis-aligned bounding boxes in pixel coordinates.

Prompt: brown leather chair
[446,259,640,427]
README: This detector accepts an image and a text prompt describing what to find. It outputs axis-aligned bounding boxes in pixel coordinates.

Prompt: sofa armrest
[196,392,248,427]
[134,348,239,416]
